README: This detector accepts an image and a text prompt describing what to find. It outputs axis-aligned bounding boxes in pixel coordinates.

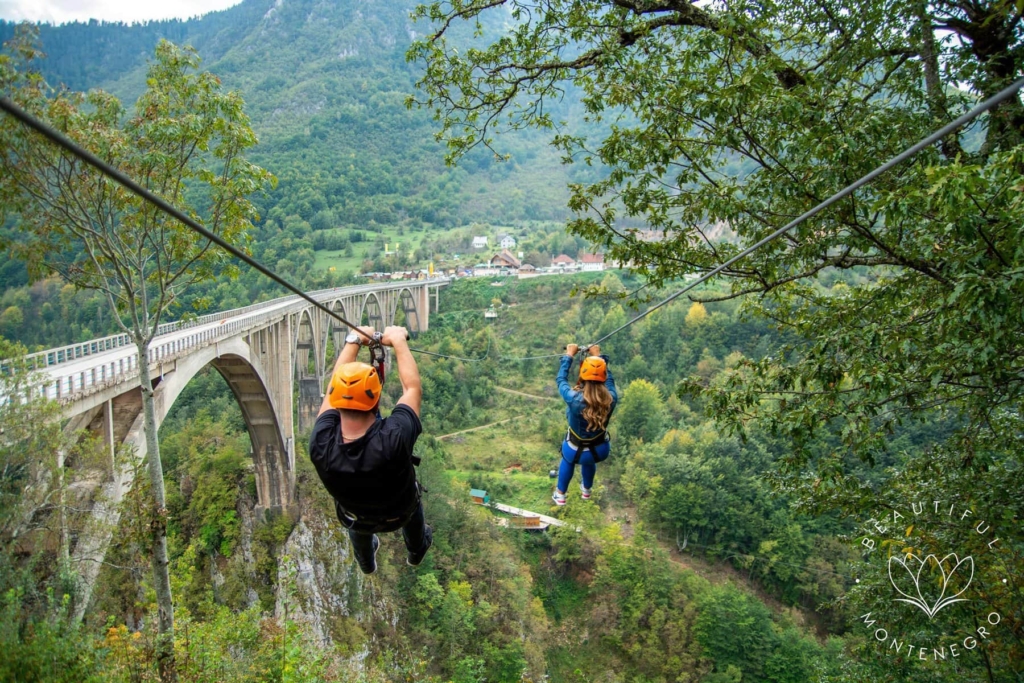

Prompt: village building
[489,249,521,270]
[498,234,516,250]
[578,253,606,272]
[551,254,576,270]
[472,235,489,249]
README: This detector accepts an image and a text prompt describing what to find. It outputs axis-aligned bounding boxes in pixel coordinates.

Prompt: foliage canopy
[410,0,1024,461]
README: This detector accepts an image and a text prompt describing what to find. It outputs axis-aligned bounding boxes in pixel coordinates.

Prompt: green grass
[312,247,366,273]
[311,223,508,275]
[441,395,565,512]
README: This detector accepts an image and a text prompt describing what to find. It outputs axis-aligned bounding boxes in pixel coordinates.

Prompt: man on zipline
[309,325,432,575]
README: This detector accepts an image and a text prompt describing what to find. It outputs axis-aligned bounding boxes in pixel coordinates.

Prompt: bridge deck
[29,279,449,402]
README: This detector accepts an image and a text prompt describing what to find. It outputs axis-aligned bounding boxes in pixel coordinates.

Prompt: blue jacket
[557,354,618,440]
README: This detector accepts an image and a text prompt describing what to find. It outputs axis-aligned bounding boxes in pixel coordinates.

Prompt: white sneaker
[552,491,567,506]
[580,483,592,500]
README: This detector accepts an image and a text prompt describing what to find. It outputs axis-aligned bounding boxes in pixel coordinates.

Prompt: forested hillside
[0,0,581,298]
[0,0,575,241]
[0,275,865,682]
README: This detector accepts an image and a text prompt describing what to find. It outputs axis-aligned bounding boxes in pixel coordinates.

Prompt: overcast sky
[0,0,243,24]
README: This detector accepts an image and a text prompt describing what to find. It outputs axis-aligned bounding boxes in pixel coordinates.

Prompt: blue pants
[557,439,610,493]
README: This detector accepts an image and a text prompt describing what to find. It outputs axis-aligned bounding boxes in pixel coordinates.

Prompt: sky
[0,0,243,24]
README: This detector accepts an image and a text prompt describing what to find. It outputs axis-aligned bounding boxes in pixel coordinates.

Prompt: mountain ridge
[1,0,574,234]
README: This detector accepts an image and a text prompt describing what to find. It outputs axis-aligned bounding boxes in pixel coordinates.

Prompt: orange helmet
[579,356,607,382]
[327,362,382,411]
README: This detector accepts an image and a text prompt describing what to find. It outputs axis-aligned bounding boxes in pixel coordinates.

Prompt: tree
[411,6,1024,674]
[684,302,706,327]
[0,29,273,681]
[410,0,1024,457]
[614,379,666,444]
[0,338,104,682]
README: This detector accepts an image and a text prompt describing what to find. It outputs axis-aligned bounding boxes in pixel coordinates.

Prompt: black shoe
[407,525,433,566]
[357,535,380,575]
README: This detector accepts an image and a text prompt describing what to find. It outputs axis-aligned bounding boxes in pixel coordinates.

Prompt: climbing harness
[563,426,610,465]
[368,332,388,384]
[335,481,425,534]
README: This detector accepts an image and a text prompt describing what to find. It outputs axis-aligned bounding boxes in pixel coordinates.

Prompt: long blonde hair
[577,380,613,432]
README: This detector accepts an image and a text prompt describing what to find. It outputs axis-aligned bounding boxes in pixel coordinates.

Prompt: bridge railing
[33,278,449,403]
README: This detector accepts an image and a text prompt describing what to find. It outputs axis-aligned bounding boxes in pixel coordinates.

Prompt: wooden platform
[487,502,568,528]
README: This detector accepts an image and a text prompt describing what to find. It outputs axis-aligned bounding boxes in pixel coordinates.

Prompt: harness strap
[336,480,424,530]
[565,427,607,464]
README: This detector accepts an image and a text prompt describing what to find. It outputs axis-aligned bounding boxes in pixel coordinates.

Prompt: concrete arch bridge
[22,279,446,620]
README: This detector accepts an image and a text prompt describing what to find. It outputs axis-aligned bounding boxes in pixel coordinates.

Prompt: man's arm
[318,326,374,416]
[382,325,422,416]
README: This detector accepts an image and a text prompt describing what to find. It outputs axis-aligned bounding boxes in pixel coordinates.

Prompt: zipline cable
[0,96,375,343]
[583,76,1024,350]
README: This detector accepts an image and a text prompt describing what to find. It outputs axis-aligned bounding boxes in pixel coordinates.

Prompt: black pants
[339,499,429,568]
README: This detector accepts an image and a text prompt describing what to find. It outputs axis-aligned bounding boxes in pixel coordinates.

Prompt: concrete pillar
[104,399,115,480]
[419,284,430,332]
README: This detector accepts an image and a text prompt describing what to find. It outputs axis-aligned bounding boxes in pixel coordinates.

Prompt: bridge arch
[360,292,384,331]
[394,287,423,337]
[153,335,293,516]
[295,308,323,433]
[322,299,349,364]
[295,308,319,378]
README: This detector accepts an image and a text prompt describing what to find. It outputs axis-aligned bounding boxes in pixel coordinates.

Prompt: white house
[472,236,489,249]
[498,234,516,250]
[578,253,605,272]
[551,254,576,270]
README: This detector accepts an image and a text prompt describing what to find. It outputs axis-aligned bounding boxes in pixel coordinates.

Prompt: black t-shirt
[308,404,422,519]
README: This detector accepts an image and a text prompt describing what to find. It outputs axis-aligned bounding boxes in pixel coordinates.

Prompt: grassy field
[441,391,565,513]
[311,223,520,275]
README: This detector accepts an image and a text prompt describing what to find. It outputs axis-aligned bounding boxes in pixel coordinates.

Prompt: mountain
[1,0,575,234]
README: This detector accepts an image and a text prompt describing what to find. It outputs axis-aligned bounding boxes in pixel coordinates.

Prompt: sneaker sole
[360,536,380,575]
[408,527,433,566]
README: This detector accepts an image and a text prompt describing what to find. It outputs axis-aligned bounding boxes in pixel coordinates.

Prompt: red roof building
[578,253,605,271]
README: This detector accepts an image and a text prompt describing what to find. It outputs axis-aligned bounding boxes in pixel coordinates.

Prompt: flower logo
[888,552,973,618]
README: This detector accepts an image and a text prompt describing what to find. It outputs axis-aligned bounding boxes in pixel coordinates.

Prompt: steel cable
[583,77,1024,349]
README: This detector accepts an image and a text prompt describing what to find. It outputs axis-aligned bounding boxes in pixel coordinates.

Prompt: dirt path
[436,416,522,440]
[495,386,560,402]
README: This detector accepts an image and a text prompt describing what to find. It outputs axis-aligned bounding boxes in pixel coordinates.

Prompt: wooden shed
[510,515,542,529]
[470,489,490,505]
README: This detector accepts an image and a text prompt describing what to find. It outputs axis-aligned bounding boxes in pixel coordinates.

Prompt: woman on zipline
[553,343,618,505]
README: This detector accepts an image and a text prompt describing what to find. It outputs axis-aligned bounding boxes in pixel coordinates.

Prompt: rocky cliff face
[273,492,398,650]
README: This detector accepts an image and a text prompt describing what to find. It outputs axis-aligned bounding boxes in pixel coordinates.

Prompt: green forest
[0,275,910,682]
[1,0,1023,681]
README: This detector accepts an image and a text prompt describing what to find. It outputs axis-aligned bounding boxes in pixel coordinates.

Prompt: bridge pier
[297,377,322,435]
